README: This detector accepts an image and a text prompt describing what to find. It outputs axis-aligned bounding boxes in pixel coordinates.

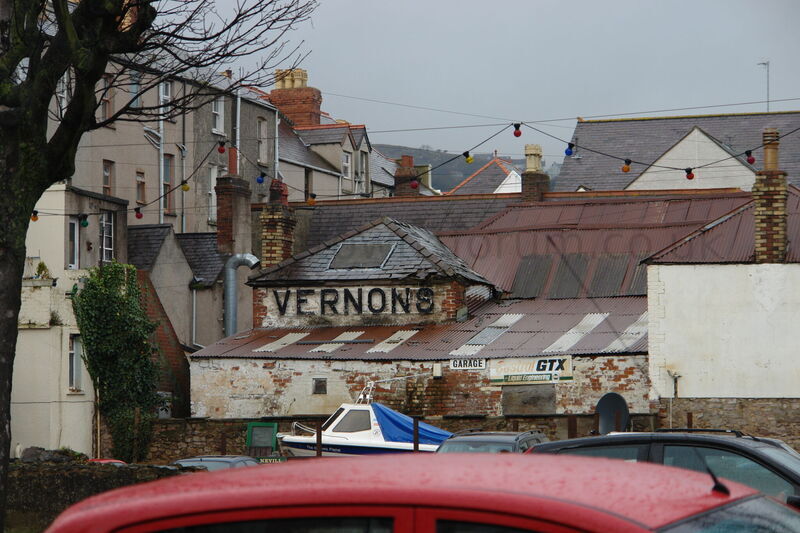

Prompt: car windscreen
[176,460,232,471]
[760,446,800,478]
[660,495,800,532]
[437,441,514,453]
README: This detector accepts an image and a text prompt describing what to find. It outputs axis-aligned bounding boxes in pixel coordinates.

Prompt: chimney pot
[525,144,543,172]
[393,155,419,197]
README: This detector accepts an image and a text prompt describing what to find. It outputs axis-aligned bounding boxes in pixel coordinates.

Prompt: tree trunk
[0,243,25,532]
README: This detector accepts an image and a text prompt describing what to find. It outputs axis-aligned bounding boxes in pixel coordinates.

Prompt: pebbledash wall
[189,355,652,419]
[648,264,800,446]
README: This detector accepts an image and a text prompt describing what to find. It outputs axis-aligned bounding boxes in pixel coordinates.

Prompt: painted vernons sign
[490,356,574,385]
[271,287,435,316]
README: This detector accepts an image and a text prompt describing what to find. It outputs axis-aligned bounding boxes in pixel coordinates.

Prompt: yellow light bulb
[181,182,190,192]
[466,156,474,164]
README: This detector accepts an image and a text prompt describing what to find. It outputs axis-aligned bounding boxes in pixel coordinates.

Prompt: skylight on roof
[329,244,394,269]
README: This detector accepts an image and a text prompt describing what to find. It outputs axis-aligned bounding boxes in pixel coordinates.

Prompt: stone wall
[6,462,183,531]
[137,412,658,464]
[657,397,800,450]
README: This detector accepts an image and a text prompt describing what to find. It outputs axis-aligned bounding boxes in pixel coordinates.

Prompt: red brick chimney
[393,155,420,197]
[521,144,549,202]
[259,179,296,266]
[752,128,787,263]
[268,69,322,126]
[215,176,251,255]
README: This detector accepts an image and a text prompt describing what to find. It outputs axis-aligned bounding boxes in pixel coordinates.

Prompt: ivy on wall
[72,261,161,462]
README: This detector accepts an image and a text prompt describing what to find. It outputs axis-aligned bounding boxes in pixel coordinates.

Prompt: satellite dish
[595,393,630,435]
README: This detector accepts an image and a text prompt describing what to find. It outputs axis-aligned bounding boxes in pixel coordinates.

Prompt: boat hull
[281,436,439,457]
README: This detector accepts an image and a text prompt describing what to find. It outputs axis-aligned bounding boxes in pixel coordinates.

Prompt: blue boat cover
[372,402,452,445]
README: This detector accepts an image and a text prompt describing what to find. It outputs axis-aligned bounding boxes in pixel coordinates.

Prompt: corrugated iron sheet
[511,255,552,298]
[549,253,589,299]
[587,254,629,297]
[191,298,648,361]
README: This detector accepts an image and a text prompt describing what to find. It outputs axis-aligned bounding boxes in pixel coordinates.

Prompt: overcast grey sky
[282,0,800,164]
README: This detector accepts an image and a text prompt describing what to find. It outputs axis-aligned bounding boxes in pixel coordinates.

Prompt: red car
[48,454,800,532]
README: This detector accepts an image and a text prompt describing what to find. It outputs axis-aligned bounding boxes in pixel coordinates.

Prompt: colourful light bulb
[513,123,522,137]
[622,159,632,173]
[30,211,39,222]
[746,151,756,165]
[217,141,225,154]
[685,168,695,180]
[410,179,419,189]
[134,208,143,219]
[80,218,89,228]
[256,173,265,184]
[565,143,575,156]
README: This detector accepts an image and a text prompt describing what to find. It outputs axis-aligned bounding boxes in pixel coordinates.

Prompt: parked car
[170,455,259,471]
[47,454,800,532]
[436,429,548,453]
[528,429,800,504]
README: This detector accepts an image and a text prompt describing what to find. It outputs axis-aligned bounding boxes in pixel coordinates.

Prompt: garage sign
[450,358,486,370]
[489,356,573,385]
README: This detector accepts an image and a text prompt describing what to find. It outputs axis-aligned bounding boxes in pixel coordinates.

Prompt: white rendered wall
[628,128,755,191]
[648,264,800,399]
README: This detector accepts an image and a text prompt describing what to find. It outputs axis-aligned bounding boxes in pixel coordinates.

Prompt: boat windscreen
[321,407,345,431]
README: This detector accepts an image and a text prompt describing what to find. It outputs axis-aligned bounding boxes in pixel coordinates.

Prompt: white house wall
[627,128,755,191]
[12,279,94,457]
[493,170,522,194]
[648,263,800,398]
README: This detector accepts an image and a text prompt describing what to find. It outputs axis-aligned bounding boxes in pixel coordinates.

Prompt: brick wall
[657,397,800,450]
[138,271,190,417]
[190,355,651,420]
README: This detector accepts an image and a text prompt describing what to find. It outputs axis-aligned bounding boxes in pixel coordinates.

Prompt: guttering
[223,253,259,337]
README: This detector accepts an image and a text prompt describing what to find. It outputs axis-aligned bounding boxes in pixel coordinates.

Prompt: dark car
[528,429,800,503]
[171,454,259,471]
[436,429,548,453]
[48,454,800,533]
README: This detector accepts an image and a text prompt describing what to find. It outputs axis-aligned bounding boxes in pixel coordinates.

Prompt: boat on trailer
[279,401,452,457]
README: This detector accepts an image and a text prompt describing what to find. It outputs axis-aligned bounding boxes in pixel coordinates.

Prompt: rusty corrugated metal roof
[191,298,647,360]
[649,188,800,263]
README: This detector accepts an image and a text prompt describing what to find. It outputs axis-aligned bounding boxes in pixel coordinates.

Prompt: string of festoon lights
[29,120,800,219]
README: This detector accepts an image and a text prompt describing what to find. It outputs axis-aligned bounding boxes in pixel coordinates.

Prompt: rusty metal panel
[549,254,589,299]
[511,255,553,298]
[587,254,629,297]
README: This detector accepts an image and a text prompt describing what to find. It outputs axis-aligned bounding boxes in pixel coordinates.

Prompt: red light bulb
[217,141,226,154]
[685,168,695,180]
[134,208,143,219]
[410,179,419,189]
[746,151,755,165]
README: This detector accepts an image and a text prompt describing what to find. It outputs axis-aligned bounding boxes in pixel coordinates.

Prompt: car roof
[530,431,782,452]
[48,454,757,533]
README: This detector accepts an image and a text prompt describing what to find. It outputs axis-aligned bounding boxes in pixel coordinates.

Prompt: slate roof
[295,124,354,146]
[293,193,523,250]
[370,149,397,187]
[190,296,647,360]
[555,111,800,192]
[249,217,493,288]
[127,224,172,271]
[278,120,339,174]
[175,233,228,287]
[648,186,800,264]
[448,159,519,195]
[350,125,369,149]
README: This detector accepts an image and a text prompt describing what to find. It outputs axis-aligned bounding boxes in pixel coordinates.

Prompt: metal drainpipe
[223,253,259,337]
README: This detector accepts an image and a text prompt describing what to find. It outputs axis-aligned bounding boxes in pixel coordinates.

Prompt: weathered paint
[648,263,800,398]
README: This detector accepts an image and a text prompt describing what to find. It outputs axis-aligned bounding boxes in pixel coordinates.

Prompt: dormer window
[329,244,393,269]
[342,152,352,179]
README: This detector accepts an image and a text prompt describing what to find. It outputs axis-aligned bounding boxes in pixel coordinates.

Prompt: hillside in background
[373,144,559,192]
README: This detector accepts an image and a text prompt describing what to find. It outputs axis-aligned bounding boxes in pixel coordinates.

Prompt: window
[100,75,114,121]
[257,117,269,162]
[56,72,71,115]
[342,152,352,179]
[558,444,647,462]
[160,80,172,106]
[102,160,114,196]
[663,445,794,498]
[136,171,146,203]
[332,409,371,433]
[68,336,82,391]
[161,517,393,533]
[212,97,224,132]
[100,211,114,262]
[208,165,218,223]
[162,154,174,212]
[312,378,327,395]
[130,72,141,108]
[67,217,79,269]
